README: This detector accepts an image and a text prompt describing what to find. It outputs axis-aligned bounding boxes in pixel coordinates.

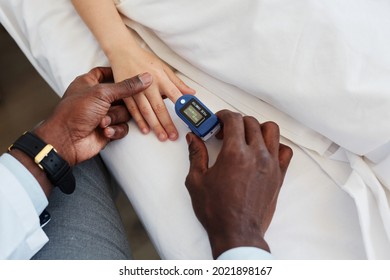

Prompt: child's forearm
[71,0,137,60]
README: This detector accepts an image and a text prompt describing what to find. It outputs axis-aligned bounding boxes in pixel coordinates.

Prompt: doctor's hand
[185,110,293,259]
[33,67,152,167]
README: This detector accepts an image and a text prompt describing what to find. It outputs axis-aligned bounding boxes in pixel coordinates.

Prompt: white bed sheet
[1,0,389,259]
[117,0,390,156]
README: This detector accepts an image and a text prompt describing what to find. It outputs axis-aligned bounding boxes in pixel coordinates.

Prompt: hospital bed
[1,0,389,259]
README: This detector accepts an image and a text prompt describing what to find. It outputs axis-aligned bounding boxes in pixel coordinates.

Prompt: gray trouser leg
[32,156,132,260]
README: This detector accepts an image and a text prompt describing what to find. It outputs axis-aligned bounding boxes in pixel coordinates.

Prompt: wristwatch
[8,132,75,194]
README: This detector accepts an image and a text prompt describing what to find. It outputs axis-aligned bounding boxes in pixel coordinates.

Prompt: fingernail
[169,132,178,141]
[106,127,115,137]
[186,133,192,145]
[158,133,167,141]
[102,116,111,128]
[138,72,152,86]
[141,127,150,134]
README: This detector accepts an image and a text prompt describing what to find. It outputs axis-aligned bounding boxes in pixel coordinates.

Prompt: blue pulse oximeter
[175,95,221,141]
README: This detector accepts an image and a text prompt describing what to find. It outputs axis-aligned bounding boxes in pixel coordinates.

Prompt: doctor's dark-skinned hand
[185,110,293,259]
[10,67,152,197]
[34,67,152,167]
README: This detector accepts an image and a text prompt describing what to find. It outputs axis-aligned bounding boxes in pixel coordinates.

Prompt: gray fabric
[32,156,132,260]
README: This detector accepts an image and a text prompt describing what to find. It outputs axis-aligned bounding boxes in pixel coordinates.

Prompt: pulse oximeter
[175,95,220,141]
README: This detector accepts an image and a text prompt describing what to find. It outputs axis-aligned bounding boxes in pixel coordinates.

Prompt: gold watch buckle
[34,144,56,169]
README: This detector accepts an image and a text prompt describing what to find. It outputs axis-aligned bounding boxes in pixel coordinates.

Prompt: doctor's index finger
[77,67,115,86]
[216,110,246,147]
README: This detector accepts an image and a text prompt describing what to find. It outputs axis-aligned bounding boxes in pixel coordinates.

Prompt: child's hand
[111,46,195,141]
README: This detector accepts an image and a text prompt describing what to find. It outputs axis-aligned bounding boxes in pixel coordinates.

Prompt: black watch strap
[9,132,75,194]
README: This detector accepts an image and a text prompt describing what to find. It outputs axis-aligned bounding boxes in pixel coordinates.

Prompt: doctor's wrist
[33,119,76,167]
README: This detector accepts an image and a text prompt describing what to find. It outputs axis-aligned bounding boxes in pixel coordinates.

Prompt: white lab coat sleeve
[0,153,49,259]
[217,247,274,260]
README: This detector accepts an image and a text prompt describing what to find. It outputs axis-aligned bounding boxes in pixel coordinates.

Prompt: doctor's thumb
[107,72,153,102]
[186,133,208,174]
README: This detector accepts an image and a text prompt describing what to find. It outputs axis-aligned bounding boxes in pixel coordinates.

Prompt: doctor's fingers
[100,105,131,128]
[278,143,293,178]
[216,110,246,148]
[259,121,281,158]
[92,71,151,103]
[74,67,114,88]
[243,116,264,146]
[259,122,293,177]
[247,119,292,174]
[186,133,209,182]
[241,116,281,156]
[102,123,129,140]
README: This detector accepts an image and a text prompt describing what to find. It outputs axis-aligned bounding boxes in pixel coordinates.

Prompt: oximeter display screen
[181,99,210,127]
